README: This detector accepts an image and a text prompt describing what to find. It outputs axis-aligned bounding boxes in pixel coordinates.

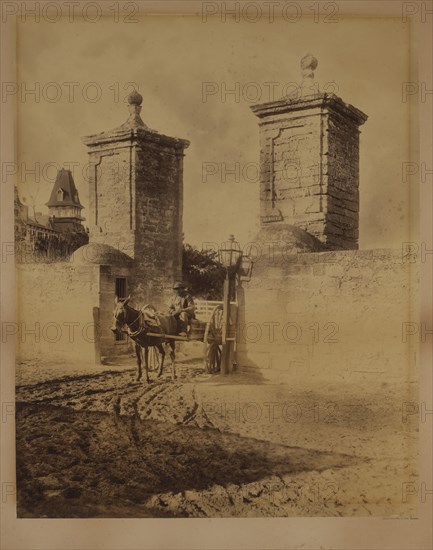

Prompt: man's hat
[173,282,185,289]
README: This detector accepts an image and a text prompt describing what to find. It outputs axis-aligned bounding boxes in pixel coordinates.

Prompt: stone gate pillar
[250,54,368,250]
[82,91,189,307]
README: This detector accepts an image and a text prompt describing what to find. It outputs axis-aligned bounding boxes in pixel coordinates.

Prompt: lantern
[219,235,242,272]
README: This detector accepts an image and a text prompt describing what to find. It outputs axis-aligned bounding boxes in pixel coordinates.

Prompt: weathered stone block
[83,94,189,308]
[251,93,367,250]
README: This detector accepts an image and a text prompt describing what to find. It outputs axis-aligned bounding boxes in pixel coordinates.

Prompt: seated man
[168,282,195,337]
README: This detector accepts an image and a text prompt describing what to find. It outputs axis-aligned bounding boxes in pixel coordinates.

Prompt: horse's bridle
[114,302,146,338]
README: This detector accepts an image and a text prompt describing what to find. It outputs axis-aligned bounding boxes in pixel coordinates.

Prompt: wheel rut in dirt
[16,402,359,518]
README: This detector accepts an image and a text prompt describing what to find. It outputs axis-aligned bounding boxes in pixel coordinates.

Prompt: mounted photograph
[2,5,429,540]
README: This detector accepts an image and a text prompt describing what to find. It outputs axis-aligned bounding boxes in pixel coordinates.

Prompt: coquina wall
[15,259,133,365]
[82,91,188,311]
[236,249,419,382]
[15,263,100,364]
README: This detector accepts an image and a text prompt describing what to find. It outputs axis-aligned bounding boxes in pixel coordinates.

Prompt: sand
[15,354,418,518]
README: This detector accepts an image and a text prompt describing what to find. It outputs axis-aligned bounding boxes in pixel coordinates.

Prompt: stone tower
[82,90,189,307]
[250,54,368,250]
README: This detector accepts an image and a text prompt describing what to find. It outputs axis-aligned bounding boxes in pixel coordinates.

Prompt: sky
[15,15,416,250]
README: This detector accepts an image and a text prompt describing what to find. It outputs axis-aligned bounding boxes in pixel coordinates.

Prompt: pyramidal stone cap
[122,88,147,130]
[82,87,190,150]
[250,54,368,126]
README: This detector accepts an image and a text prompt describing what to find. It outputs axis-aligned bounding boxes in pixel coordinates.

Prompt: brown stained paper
[1,1,432,549]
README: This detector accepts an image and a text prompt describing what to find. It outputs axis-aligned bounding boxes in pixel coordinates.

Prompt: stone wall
[251,95,367,250]
[15,259,136,365]
[16,263,101,364]
[82,92,189,312]
[258,106,322,226]
[326,111,360,248]
[98,264,133,360]
[87,146,135,258]
[236,249,419,382]
[132,140,184,309]
[84,136,186,311]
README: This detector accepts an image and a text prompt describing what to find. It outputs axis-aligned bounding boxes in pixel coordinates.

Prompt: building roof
[255,223,327,254]
[46,169,84,209]
[71,243,134,266]
[25,219,60,233]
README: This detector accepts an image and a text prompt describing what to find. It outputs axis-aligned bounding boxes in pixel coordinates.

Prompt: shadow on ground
[16,402,358,518]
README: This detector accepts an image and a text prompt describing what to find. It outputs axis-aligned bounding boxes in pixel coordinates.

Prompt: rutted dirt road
[16,358,419,518]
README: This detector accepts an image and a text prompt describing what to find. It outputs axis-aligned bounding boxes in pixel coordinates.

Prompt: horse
[111,296,178,384]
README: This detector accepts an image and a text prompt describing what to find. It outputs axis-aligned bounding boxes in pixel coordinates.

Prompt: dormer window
[57,188,65,201]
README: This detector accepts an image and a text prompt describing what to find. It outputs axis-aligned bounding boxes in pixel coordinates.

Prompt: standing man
[168,282,196,337]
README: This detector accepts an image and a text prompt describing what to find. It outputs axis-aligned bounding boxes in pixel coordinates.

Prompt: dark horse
[111,296,178,383]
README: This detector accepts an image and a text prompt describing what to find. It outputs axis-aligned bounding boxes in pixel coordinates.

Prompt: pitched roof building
[46,169,86,232]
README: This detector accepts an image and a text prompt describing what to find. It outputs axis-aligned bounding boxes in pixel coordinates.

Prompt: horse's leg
[170,342,176,380]
[144,346,150,384]
[157,344,165,378]
[135,344,142,381]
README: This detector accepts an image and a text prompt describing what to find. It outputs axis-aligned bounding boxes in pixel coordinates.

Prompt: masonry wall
[237,249,419,382]
[85,137,184,311]
[258,109,323,227]
[132,141,183,309]
[253,97,366,250]
[325,112,360,248]
[98,264,133,360]
[87,145,135,257]
[16,263,101,364]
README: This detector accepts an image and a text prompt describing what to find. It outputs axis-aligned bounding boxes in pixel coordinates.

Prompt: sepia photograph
[1,1,432,549]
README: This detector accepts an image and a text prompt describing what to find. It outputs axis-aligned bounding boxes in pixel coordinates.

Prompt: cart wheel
[147,346,161,373]
[203,305,223,373]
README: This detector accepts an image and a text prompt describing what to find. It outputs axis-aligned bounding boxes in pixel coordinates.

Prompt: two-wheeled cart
[145,300,237,374]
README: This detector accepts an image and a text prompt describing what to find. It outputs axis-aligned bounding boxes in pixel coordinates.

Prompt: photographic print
[1,1,432,549]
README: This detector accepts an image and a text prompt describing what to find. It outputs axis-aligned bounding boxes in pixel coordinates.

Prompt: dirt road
[15,358,418,518]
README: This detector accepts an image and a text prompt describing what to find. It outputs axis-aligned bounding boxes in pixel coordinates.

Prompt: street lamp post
[219,235,242,375]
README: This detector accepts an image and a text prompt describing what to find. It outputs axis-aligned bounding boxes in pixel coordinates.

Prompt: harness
[126,310,145,338]
[121,305,165,339]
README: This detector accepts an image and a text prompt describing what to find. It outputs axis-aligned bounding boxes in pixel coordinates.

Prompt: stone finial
[127,90,143,106]
[125,89,147,129]
[300,53,318,79]
[300,53,319,98]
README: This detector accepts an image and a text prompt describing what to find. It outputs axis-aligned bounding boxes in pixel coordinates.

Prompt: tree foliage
[182,244,225,300]
[15,228,89,263]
